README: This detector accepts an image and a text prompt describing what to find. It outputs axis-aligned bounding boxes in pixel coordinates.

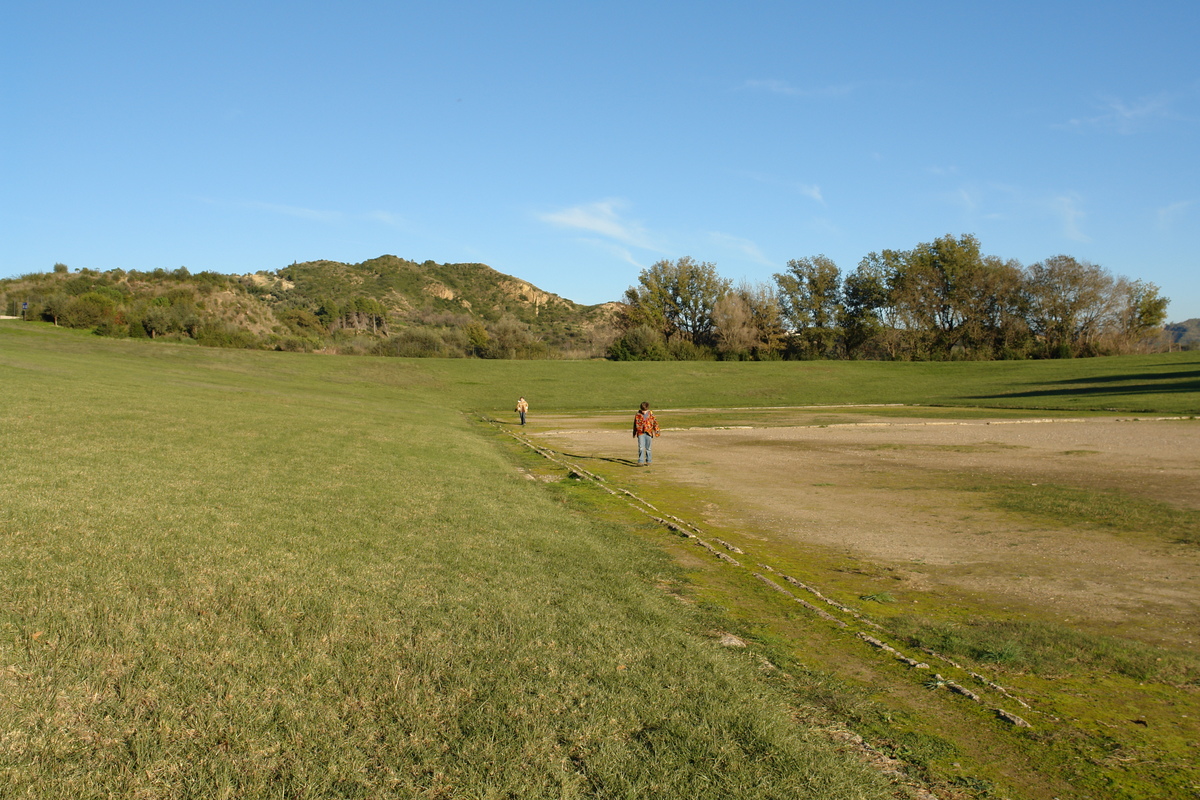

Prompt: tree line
[3,239,1174,361]
[610,234,1171,361]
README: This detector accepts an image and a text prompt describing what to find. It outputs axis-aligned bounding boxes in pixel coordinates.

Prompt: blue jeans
[637,433,653,464]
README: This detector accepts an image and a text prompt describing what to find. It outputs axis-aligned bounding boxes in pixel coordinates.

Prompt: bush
[273,335,318,353]
[278,308,327,337]
[667,337,713,361]
[60,292,117,329]
[93,320,128,338]
[607,325,669,361]
[374,328,458,358]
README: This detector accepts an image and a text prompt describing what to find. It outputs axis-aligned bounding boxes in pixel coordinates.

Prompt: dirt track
[531,412,1200,650]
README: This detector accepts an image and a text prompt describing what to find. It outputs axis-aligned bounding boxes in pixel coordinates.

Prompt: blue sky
[4,1,1198,319]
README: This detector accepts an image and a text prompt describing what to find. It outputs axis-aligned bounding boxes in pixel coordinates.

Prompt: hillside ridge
[0,256,621,358]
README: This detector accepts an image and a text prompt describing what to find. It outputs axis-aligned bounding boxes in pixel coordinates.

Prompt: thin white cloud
[708,232,773,266]
[1051,193,1089,242]
[207,198,419,232]
[798,184,824,203]
[247,201,343,224]
[955,188,979,214]
[367,210,412,230]
[742,79,858,98]
[734,170,824,203]
[802,216,843,237]
[537,200,662,252]
[589,240,645,269]
[1157,200,1196,231]
[1058,91,1180,135]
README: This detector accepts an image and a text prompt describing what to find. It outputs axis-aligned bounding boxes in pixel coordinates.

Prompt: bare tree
[713,293,757,358]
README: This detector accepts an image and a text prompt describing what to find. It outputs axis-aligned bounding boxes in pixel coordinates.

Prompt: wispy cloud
[1157,200,1195,231]
[1051,193,1089,242]
[537,200,662,252]
[247,201,343,224]
[953,187,979,214]
[587,240,645,269]
[367,210,412,230]
[1058,91,1182,135]
[742,79,858,98]
[708,232,773,266]
[209,198,417,230]
[735,170,824,203]
[798,184,824,203]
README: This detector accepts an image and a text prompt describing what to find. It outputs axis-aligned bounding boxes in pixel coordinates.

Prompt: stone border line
[673,414,1193,432]
[486,417,1037,731]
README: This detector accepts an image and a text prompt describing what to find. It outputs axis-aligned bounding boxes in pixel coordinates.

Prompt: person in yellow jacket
[632,401,660,465]
[516,396,529,426]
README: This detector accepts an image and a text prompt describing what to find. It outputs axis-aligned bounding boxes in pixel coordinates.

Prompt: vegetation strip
[491,419,1041,733]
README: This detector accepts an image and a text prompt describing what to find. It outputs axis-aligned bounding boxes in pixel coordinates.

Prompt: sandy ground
[530,412,1200,650]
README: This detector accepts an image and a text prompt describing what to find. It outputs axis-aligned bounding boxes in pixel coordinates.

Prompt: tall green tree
[774,255,843,358]
[1111,279,1169,351]
[890,234,987,358]
[621,257,730,346]
[1024,255,1114,357]
[955,256,1030,359]
[841,251,902,359]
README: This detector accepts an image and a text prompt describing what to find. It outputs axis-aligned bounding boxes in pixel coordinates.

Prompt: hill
[1166,318,1200,349]
[0,257,620,358]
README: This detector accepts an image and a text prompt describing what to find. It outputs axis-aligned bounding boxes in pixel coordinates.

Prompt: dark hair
[639,402,650,411]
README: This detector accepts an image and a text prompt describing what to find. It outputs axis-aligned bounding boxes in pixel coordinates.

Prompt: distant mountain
[0,256,620,358]
[1165,318,1200,348]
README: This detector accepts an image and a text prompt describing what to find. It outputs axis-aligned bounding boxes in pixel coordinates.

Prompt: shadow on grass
[967,364,1200,403]
[490,420,641,467]
[555,450,641,467]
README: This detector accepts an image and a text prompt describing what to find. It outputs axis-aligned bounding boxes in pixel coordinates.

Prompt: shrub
[274,335,318,353]
[278,308,327,337]
[93,320,128,338]
[60,292,117,328]
[381,330,437,357]
[667,337,713,361]
[607,325,669,361]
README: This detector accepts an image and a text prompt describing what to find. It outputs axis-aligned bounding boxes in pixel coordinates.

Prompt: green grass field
[2,321,1198,798]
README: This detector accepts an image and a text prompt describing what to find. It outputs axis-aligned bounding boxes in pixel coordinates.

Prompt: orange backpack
[635,411,660,437]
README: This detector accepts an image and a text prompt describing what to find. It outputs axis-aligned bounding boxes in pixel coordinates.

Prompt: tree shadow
[1049,367,1200,385]
[966,364,1200,403]
[970,382,1200,401]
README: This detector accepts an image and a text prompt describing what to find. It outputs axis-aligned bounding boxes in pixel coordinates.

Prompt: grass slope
[410,352,1200,416]
[4,322,1197,798]
[0,324,892,799]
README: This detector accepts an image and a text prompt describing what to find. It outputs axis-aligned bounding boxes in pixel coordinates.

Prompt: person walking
[632,401,659,466]
[516,396,529,426]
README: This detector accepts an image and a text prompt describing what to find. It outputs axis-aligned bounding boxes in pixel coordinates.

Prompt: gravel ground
[532,413,1200,650]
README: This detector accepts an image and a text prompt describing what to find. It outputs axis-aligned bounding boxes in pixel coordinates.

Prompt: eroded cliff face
[498,279,573,314]
[423,281,472,310]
